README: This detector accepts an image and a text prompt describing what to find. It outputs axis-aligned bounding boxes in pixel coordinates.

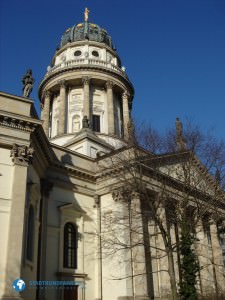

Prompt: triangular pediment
[62,128,114,158]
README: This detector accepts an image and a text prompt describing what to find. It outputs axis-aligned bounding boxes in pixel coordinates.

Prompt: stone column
[58,80,67,135]
[122,91,130,140]
[41,90,51,137]
[112,189,134,298]
[195,218,213,295]
[130,192,149,299]
[94,195,102,300]
[82,76,90,122]
[156,203,171,298]
[2,144,34,300]
[106,81,115,135]
[210,220,225,295]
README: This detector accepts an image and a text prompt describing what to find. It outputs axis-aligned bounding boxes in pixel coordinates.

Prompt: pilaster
[2,144,34,299]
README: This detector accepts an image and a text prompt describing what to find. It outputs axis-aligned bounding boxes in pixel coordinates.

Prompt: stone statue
[175,117,186,151]
[82,116,89,128]
[22,69,34,98]
[176,117,183,139]
[84,8,90,22]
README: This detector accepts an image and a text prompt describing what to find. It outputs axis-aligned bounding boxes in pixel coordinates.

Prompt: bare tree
[97,119,225,300]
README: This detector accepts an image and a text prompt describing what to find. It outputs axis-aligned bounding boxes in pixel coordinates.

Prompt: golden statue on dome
[84,8,90,22]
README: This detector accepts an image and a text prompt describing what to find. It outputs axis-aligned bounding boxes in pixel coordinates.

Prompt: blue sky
[0,0,225,139]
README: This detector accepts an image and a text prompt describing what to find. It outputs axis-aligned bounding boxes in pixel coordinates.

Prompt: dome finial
[84,8,90,22]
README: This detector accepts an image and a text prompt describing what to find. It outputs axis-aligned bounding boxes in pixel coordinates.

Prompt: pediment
[58,201,86,217]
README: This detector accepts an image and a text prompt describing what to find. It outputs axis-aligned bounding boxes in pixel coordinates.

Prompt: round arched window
[92,50,99,57]
[74,50,82,57]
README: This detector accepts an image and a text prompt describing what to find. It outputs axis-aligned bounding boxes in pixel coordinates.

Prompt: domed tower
[39,9,134,157]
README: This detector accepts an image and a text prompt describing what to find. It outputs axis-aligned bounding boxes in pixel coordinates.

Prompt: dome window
[92,50,99,57]
[74,50,82,57]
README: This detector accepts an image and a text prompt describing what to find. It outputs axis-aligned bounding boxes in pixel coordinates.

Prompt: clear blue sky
[0,0,225,139]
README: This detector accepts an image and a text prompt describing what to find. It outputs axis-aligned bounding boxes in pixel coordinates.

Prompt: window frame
[63,222,78,269]
[92,114,101,132]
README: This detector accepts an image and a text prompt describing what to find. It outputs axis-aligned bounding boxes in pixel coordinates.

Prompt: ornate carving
[10,143,34,165]
[58,80,67,88]
[112,188,132,202]
[82,76,90,85]
[44,90,52,98]
[0,115,38,132]
[22,69,34,98]
[122,91,130,99]
[131,191,140,199]
[105,81,114,89]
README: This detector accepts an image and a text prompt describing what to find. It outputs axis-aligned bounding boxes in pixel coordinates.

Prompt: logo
[13,279,26,292]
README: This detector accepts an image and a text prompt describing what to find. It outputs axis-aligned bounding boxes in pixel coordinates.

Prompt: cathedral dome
[60,22,114,49]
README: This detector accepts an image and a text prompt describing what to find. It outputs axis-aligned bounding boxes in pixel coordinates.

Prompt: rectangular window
[92,115,100,132]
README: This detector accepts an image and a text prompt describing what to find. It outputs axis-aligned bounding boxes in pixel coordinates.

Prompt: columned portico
[41,91,51,137]
[122,91,130,140]
[58,80,67,135]
[106,81,115,135]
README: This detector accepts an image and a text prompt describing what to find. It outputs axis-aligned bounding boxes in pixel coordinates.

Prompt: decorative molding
[10,143,34,165]
[82,76,90,85]
[122,90,130,99]
[112,188,131,202]
[105,80,114,89]
[38,65,134,99]
[43,90,52,98]
[0,114,39,132]
[58,79,67,88]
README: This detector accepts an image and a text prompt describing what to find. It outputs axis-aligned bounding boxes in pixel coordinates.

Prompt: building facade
[0,11,225,300]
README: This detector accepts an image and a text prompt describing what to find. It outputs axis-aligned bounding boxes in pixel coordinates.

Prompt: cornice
[50,162,96,182]
[0,111,41,132]
[0,91,34,104]
[38,64,134,99]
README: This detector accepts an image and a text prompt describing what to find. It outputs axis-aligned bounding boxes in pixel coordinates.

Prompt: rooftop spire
[84,8,90,22]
